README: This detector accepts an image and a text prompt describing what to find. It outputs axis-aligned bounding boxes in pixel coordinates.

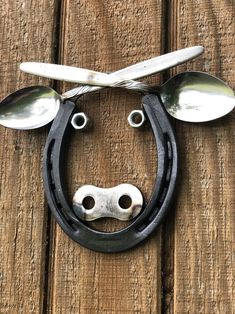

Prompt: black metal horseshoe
[43,94,178,253]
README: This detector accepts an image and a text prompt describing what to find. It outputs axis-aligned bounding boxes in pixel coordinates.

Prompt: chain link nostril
[73,184,143,221]
[118,195,132,209]
[82,196,95,210]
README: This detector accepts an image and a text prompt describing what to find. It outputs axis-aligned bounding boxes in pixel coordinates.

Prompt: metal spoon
[159,71,235,122]
[0,47,204,130]
[62,71,235,123]
[20,46,204,83]
[1,71,233,130]
[0,86,60,130]
[69,71,234,123]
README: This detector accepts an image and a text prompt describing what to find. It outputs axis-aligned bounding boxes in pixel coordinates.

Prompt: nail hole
[82,196,95,210]
[118,195,132,209]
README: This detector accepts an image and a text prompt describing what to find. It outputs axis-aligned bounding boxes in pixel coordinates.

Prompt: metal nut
[71,112,90,130]
[128,110,146,128]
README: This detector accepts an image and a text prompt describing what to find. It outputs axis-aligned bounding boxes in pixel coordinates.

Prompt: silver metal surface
[128,110,146,128]
[1,46,203,130]
[2,47,234,130]
[20,63,122,87]
[62,46,204,98]
[0,86,60,130]
[62,80,155,99]
[21,46,204,87]
[1,70,234,130]
[0,81,151,130]
[73,184,143,221]
[110,46,204,80]
[71,112,90,130]
[159,71,235,122]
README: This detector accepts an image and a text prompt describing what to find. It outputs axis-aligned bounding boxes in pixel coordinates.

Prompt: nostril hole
[82,196,95,210]
[118,195,132,209]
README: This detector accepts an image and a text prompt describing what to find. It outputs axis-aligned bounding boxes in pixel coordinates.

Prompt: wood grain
[0,1,57,313]
[47,0,164,313]
[168,1,235,313]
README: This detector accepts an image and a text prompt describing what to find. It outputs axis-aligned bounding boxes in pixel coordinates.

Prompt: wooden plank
[0,1,57,313]
[168,1,235,313]
[47,1,165,313]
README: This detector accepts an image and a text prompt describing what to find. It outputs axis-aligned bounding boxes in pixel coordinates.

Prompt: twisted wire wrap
[62,79,155,100]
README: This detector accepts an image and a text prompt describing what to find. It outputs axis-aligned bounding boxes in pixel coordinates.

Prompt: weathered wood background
[0,0,234,313]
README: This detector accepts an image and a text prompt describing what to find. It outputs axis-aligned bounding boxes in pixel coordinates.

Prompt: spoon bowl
[160,71,235,122]
[0,86,61,130]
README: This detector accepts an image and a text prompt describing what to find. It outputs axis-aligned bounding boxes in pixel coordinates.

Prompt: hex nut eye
[71,112,89,130]
[128,110,145,128]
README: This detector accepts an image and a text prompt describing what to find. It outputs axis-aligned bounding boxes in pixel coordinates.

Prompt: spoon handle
[62,46,204,99]
[21,46,204,98]
[107,46,204,80]
[20,63,120,87]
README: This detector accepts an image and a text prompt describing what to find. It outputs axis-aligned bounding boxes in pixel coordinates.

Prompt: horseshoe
[43,93,178,253]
